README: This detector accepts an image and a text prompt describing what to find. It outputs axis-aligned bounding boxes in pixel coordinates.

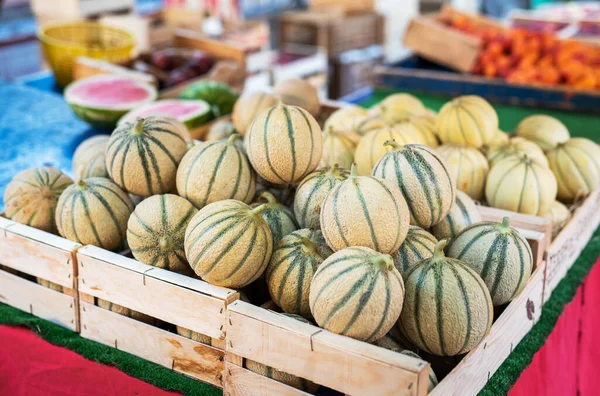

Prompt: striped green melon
[176,133,256,210]
[97,298,155,325]
[379,93,427,123]
[392,226,437,277]
[73,135,110,180]
[251,191,299,246]
[184,199,273,288]
[266,229,333,318]
[56,178,134,250]
[319,128,356,169]
[436,95,498,148]
[246,103,323,184]
[293,165,350,230]
[400,350,439,392]
[273,78,320,116]
[232,91,279,135]
[399,240,493,356]
[320,164,410,254]
[354,124,425,176]
[515,115,570,152]
[447,217,534,306]
[487,137,548,167]
[309,246,405,342]
[127,194,197,275]
[436,144,489,201]
[545,200,571,239]
[373,322,418,352]
[105,116,189,197]
[4,167,73,233]
[432,190,482,241]
[372,143,456,229]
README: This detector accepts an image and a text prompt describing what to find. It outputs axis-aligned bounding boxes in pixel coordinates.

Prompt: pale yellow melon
[545,200,571,239]
[73,135,110,180]
[408,114,439,148]
[436,144,489,201]
[515,115,570,152]
[323,105,369,131]
[379,93,427,123]
[232,91,279,135]
[319,129,356,169]
[436,95,498,148]
[487,137,548,167]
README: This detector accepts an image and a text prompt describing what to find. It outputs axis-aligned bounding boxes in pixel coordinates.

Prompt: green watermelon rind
[179,80,238,118]
[118,99,213,130]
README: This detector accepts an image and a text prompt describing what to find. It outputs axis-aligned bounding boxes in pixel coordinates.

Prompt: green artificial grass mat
[0,303,221,396]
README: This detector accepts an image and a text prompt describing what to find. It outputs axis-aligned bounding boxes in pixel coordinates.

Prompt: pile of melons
[4,78,600,392]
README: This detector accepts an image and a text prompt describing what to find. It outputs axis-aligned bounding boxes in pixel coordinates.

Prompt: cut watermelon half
[65,74,158,130]
[118,99,213,130]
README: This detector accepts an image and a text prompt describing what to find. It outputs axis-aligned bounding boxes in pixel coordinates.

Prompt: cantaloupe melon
[436,144,489,201]
[273,78,320,116]
[486,154,557,216]
[545,200,571,239]
[105,116,188,197]
[73,135,110,180]
[546,138,600,202]
[399,240,493,356]
[266,229,333,318]
[373,142,456,228]
[354,124,425,176]
[319,128,356,169]
[232,91,279,135]
[487,137,548,167]
[320,164,410,253]
[391,226,437,277]
[4,167,73,233]
[55,177,133,250]
[184,199,273,288]
[175,326,211,344]
[127,194,197,275]
[176,133,256,209]
[251,191,299,246]
[447,217,533,306]
[436,95,498,148]
[408,114,439,148]
[485,129,510,149]
[97,298,155,325]
[309,246,405,342]
[515,115,569,152]
[432,190,481,240]
[323,105,369,132]
[379,93,427,124]
[293,165,350,230]
[246,103,323,184]
[255,176,296,207]
[205,119,235,141]
[372,325,418,352]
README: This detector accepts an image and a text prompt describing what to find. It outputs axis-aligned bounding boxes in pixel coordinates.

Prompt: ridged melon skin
[319,130,356,169]
[205,119,235,141]
[251,192,299,246]
[232,91,279,135]
[409,114,439,148]
[546,138,600,202]
[184,200,273,288]
[324,106,368,129]
[372,325,418,352]
[436,95,498,148]
[392,226,437,277]
[246,103,323,185]
[354,124,425,176]
[266,229,333,318]
[515,115,570,152]
[379,93,427,123]
[106,116,189,197]
[486,130,510,149]
[176,134,256,210]
[273,78,320,116]
[486,155,557,216]
[399,241,493,356]
[4,167,73,233]
[127,194,197,275]
[309,247,405,342]
[293,165,350,230]
[355,115,387,137]
[73,135,110,180]
[436,144,489,201]
[176,326,211,344]
[487,137,548,167]
[56,177,134,250]
[97,298,155,325]
[373,144,456,229]
[447,219,533,306]
[545,200,571,239]
[320,167,410,254]
[432,190,482,240]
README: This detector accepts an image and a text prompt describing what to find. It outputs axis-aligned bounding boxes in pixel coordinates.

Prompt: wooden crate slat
[224,362,312,396]
[545,189,600,302]
[0,220,80,288]
[80,301,224,387]
[77,246,234,340]
[227,301,428,396]
[0,269,77,331]
[431,261,546,396]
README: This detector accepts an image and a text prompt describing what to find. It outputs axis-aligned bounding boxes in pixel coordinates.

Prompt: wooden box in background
[309,0,375,13]
[329,44,383,99]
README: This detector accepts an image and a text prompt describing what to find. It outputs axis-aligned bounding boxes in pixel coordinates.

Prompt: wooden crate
[77,246,239,387]
[309,0,375,13]
[279,10,385,58]
[0,217,80,332]
[544,189,600,302]
[329,44,383,99]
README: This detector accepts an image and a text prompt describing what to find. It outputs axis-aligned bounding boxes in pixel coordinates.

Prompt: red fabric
[510,258,600,396]
[0,325,177,396]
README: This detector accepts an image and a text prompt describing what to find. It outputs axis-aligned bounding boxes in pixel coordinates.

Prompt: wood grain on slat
[224,362,311,396]
[80,301,224,387]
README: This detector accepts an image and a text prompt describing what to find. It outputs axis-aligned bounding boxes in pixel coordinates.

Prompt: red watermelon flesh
[119,99,212,130]
[65,75,157,111]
